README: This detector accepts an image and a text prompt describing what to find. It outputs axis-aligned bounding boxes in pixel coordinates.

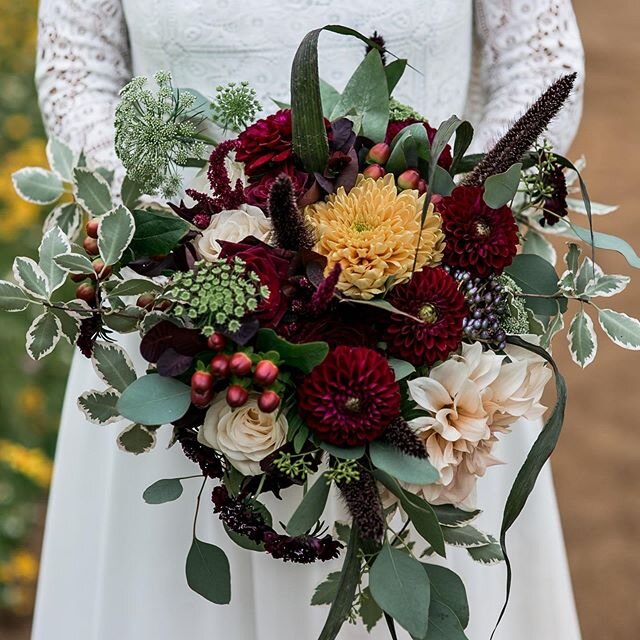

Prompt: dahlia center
[418,303,438,324]
[474,220,491,238]
[344,396,363,413]
[351,219,372,233]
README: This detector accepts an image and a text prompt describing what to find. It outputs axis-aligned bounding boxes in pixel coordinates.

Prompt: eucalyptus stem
[192,477,207,538]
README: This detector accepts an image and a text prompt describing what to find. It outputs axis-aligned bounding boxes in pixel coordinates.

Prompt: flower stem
[192,477,207,538]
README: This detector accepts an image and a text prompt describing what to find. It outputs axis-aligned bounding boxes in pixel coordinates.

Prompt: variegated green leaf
[12,167,64,205]
[584,274,630,298]
[43,202,82,239]
[598,309,640,351]
[466,538,504,565]
[39,226,71,293]
[74,168,112,215]
[13,256,49,300]
[108,278,163,297]
[26,311,62,360]
[92,341,137,392]
[54,252,94,275]
[568,311,597,368]
[0,281,33,312]
[77,389,121,425]
[567,197,618,216]
[117,423,156,454]
[565,243,581,273]
[442,525,491,548]
[541,310,565,350]
[575,257,603,294]
[98,205,136,266]
[46,138,76,182]
[49,307,81,344]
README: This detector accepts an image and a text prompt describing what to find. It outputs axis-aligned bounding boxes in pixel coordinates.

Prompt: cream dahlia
[305,174,445,300]
[406,342,551,507]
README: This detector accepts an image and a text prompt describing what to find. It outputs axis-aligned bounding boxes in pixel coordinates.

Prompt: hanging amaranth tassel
[267,174,315,251]
[463,73,577,187]
[338,469,384,543]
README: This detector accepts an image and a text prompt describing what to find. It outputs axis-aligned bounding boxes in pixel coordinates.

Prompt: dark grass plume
[383,417,428,459]
[463,73,577,187]
[338,469,384,542]
[267,174,315,251]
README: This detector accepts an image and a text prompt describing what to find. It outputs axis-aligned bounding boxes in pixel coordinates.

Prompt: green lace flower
[211,81,262,133]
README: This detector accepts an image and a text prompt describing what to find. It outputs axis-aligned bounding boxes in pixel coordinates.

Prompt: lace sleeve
[470,0,585,154]
[35,0,131,171]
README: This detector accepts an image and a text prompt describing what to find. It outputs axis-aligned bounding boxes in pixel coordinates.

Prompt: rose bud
[258,390,281,414]
[397,168,421,191]
[136,293,156,310]
[207,332,226,352]
[191,388,213,409]
[254,360,279,387]
[191,370,213,393]
[92,259,112,279]
[85,219,100,239]
[210,354,230,378]
[83,236,99,256]
[226,384,249,408]
[75,282,96,303]
[229,352,252,377]
[417,179,428,195]
[366,142,391,165]
[362,164,386,180]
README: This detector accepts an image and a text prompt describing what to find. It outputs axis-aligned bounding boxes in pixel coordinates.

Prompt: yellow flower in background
[0,440,53,489]
[306,174,445,300]
[0,137,47,238]
[3,114,32,141]
[0,550,38,583]
[16,385,45,418]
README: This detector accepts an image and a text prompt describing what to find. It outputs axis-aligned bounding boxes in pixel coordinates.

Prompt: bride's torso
[121,0,473,123]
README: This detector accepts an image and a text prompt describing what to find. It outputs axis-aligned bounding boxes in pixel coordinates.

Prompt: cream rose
[196,206,272,261]
[198,395,287,475]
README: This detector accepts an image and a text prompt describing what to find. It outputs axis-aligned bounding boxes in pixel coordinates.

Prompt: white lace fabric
[36,0,584,175]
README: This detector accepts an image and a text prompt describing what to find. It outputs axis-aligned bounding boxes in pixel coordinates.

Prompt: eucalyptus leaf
[186,537,231,604]
[143,477,184,504]
[522,230,557,266]
[423,564,469,629]
[320,442,365,460]
[385,59,408,94]
[12,167,64,205]
[116,374,191,426]
[370,440,439,485]
[483,163,522,209]
[319,79,341,119]
[287,473,331,536]
[369,544,431,638]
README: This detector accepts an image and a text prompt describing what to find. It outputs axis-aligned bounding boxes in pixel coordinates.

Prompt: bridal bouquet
[3,26,640,639]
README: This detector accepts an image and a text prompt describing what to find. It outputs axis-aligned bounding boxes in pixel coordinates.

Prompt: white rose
[196,206,272,261]
[198,396,288,476]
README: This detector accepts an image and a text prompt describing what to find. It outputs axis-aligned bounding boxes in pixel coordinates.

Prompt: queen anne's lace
[36,0,584,174]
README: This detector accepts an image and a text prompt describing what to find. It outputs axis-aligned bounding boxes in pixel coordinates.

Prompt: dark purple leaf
[157,348,194,377]
[223,318,261,346]
[140,320,206,363]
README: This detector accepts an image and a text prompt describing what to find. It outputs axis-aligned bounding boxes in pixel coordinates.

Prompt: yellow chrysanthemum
[305,174,445,300]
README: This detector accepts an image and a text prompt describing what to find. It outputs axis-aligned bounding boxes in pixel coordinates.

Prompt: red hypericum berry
[136,293,156,310]
[363,164,386,180]
[75,282,96,303]
[83,236,99,256]
[210,354,230,378]
[254,360,279,387]
[258,390,281,413]
[155,299,172,312]
[229,352,253,376]
[70,273,90,283]
[92,259,112,279]
[191,388,213,409]
[207,333,226,352]
[366,142,391,165]
[85,219,100,239]
[397,169,421,191]
[226,384,249,408]
[191,370,213,393]
[417,179,428,195]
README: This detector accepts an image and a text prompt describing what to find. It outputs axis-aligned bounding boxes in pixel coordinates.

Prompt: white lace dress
[33,2,585,638]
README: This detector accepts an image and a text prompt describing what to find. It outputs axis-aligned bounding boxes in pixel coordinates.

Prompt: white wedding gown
[33,1,585,638]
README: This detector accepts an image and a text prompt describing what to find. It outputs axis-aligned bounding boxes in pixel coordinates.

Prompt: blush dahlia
[384,267,467,367]
[298,346,400,447]
[437,185,519,277]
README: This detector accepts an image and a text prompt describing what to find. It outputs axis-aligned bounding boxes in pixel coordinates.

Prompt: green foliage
[97,205,136,266]
[286,473,331,536]
[143,478,185,504]
[255,329,329,374]
[130,208,190,257]
[185,537,231,604]
[369,441,439,485]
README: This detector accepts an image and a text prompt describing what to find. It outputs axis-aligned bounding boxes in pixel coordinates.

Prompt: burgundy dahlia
[437,185,519,278]
[384,267,467,367]
[245,163,311,210]
[236,109,295,176]
[298,346,401,447]
[385,118,452,170]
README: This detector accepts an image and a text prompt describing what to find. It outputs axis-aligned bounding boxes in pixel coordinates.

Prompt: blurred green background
[0,0,69,621]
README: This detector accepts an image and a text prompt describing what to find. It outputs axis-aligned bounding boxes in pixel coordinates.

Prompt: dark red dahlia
[437,185,519,278]
[385,118,452,170]
[236,109,295,176]
[244,163,311,210]
[298,346,400,447]
[384,267,467,367]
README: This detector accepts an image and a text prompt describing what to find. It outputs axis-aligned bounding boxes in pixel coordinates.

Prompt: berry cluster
[190,332,282,413]
[363,142,428,194]
[73,219,111,304]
